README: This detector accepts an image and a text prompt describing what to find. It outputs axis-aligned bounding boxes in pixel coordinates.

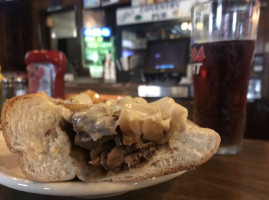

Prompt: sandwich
[1,92,220,182]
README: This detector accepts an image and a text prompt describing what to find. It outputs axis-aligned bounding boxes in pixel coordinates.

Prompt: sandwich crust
[1,92,77,182]
[1,92,220,182]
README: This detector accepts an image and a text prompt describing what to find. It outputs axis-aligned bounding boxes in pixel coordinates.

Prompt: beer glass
[191,0,260,154]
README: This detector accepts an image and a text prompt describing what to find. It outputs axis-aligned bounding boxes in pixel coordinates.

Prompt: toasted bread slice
[1,92,77,182]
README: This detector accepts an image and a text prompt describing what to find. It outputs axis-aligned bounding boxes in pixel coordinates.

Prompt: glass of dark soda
[191,0,260,154]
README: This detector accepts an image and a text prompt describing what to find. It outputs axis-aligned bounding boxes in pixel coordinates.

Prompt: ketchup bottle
[25,50,67,99]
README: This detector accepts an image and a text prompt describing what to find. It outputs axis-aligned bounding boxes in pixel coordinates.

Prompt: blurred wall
[0,0,269,105]
[255,1,269,104]
[0,0,33,72]
[0,0,80,72]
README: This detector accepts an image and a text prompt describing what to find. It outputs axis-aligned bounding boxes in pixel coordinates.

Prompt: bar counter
[0,139,268,200]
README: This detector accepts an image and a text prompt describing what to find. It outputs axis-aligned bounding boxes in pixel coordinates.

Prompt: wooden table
[0,139,268,200]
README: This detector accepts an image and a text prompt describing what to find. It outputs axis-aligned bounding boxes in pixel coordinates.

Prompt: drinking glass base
[217,144,242,155]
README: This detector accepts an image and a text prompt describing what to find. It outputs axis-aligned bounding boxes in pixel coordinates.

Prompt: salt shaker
[15,77,28,96]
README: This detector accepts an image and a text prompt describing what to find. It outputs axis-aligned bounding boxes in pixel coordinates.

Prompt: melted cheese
[52,93,93,122]
[72,96,188,145]
[116,97,187,145]
[72,104,117,141]
[70,93,93,105]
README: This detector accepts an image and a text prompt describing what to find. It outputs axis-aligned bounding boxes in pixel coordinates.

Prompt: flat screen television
[144,38,190,75]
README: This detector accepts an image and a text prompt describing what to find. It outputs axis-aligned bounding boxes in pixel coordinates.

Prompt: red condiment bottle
[25,50,67,99]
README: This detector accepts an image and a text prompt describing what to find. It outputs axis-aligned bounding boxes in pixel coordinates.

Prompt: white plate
[0,133,185,198]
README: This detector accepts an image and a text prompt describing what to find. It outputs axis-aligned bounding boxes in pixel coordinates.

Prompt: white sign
[84,0,100,8]
[102,0,119,6]
[116,1,199,26]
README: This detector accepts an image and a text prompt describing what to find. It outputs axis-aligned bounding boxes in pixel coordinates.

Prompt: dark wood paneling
[255,1,269,104]
[0,0,33,72]
[0,7,8,70]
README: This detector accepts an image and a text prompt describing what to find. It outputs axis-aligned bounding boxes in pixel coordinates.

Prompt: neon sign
[83,27,112,37]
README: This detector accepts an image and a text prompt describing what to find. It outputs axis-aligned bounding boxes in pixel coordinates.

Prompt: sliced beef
[75,133,114,149]
[124,146,156,168]
[89,139,115,160]
[106,147,124,170]
[88,145,157,171]
[79,125,161,172]
[89,157,100,166]
[99,152,107,169]
[124,153,140,168]
[124,144,138,155]
[89,147,124,171]
[114,134,123,147]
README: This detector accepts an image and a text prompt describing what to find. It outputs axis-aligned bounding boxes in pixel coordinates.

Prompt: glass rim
[192,0,260,9]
